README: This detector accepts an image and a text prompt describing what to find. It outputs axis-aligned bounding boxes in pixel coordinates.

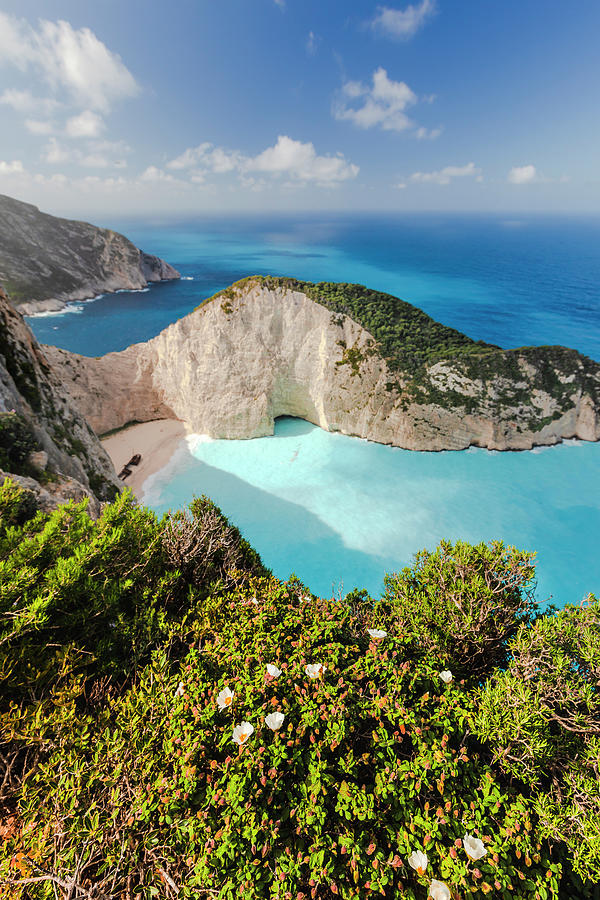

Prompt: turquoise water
[27,214,600,360]
[25,214,600,605]
[141,417,600,607]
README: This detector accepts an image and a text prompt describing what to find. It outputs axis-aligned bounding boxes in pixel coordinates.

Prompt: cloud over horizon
[508,164,537,184]
[167,135,359,186]
[398,161,482,187]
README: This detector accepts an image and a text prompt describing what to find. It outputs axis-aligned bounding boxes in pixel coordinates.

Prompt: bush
[0,476,38,529]
[474,597,600,882]
[0,411,38,476]
[381,540,538,682]
[162,494,269,597]
[0,482,598,899]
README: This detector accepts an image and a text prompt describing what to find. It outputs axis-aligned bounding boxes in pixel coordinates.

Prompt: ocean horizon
[27,212,600,606]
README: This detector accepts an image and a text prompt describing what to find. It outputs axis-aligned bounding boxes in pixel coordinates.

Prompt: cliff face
[0,193,180,315]
[44,279,600,451]
[0,287,120,511]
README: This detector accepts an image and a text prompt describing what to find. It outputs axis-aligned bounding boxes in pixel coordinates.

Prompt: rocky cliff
[0,193,180,315]
[0,287,120,513]
[45,277,600,451]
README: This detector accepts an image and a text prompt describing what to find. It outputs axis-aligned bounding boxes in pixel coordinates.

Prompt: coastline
[101,419,188,498]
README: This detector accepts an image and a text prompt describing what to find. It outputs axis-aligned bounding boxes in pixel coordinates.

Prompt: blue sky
[0,0,598,216]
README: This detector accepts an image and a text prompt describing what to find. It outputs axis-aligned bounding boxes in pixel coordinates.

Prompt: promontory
[45,276,600,452]
[0,193,180,315]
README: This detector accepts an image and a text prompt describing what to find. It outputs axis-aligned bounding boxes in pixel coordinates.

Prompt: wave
[27,304,85,319]
[114,287,150,294]
[26,292,107,319]
[187,433,216,454]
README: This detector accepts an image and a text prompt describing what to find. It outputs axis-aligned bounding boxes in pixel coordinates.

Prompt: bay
[26,213,600,604]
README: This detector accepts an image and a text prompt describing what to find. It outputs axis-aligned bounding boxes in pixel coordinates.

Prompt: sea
[26,213,600,607]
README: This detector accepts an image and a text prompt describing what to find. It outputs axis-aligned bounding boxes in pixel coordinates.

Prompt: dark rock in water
[0,192,180,315]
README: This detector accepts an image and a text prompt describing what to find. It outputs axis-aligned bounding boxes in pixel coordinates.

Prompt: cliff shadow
[150,452,393,598]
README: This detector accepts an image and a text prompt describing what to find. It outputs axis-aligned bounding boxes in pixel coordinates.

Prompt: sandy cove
[101,419,188,497]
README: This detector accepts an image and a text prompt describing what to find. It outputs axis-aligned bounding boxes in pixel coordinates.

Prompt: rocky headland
[0,286,120,514]
[0,193,180,315]
[45,276,600,452]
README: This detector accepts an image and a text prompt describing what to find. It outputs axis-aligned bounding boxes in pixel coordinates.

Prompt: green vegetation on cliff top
[2,479,600,899]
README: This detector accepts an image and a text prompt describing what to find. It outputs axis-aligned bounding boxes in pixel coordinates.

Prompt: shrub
[162,494,269,596]
[381,540,538,682]
[474,597,600,882]
[0,483,598,899]
[0,411,38,476]
[0,476,38,529]
[1,579,562,899]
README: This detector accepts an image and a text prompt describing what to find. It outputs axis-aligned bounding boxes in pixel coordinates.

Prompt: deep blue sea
[26,214,600,606]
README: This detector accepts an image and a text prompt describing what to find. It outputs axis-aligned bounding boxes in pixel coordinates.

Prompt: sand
[101,419,188,497]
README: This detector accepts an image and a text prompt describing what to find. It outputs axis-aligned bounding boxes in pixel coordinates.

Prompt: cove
[141,417,600,607]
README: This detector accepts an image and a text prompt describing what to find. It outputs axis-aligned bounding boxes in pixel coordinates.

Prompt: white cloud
[409,162,482,185]
[43,137,72,165]
[0,13,139,112]
[0,88,59,114]
[66,110,104,138]
[334,67,426,133]
[167,135,359,187]
[25,119,55,135]
[508,164,537,184]
[0,160,25,175]
[246,136,359,184]
[415,125,442,140]
[371,0,436,39]
[80,154,110,169]
[167,143,242,177]
[306,31,319,55]
[42,136,127,168]
[140,166,175,183]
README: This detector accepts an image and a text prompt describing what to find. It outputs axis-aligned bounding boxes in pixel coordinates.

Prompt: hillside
[1,484,599,898]
[46,276,600,451]
[0,286,119,512]
[0,193,180,315]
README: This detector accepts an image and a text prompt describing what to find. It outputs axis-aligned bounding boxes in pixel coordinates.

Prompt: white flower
[266,664,282,678]
[305,663,326,679]
[217,686,234,710]
[439,670,453,684]
[367,628,387,640]
[428,879,451,900]
[407,849,428,875]
[251,596,259,605]
[265,711,285,730]
[174,681,185,698]
[463,833,487,861]
[232,721,254,746]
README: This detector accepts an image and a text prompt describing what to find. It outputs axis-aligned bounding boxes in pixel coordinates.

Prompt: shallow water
[142,417,600,606]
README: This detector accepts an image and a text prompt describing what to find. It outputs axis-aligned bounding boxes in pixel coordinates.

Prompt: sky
[0,0,599,217]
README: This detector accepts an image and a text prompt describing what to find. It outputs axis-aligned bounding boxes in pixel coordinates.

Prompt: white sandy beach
[101,419,188,497]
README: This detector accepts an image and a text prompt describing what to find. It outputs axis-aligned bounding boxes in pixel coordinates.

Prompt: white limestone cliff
[44,280,600,452]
